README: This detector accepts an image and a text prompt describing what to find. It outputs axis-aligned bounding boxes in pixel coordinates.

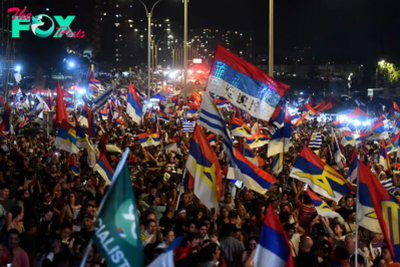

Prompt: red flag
[55,80,67,125]
[394,102,400,112]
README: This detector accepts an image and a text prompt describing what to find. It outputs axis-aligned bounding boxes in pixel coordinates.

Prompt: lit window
[167,24,170,27]
[104,13,107,16]
[115,39,118,42]
[204,49,207,52]
[46,8,49,11]
[119,34,122,37]
[115,23,120,27]
[134,29,138,32]
[130,5,132,7]
[235,31,238,34]
[130,25,133,27]
[159,48,162,51]
[159,24,162,27]
[116,58,119,61]
[205,41,208,44]
[239,51,243,54]
[116,49,118,51]
[240,33,243,36]
[128,19,133,22]
[165,19,170,22]
[140,35,144,38]
[151,23,154,26]
[100,18,103,21]
[116,4,119,7]
[167,28,170,31]
[116,54,119,56]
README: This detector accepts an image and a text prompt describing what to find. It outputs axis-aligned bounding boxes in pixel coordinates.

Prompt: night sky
[156,0,400,63]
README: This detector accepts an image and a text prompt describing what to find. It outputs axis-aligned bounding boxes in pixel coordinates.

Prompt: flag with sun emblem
[289,146,353,202]
[186,125,222,210]
[92,148,144,267]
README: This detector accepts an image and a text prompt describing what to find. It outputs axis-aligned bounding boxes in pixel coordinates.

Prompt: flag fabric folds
[347,147,358,183]
[54,120,79,154]
[205,44,289,121]
[379,139,391,172]
[233,149,276,195]
[268,127,284,157]
[127,82,143,124]
[357,163,383,234]
[289,146,352,201]
[93,88,113,111]
[93,135,114,184]
[332,133,345,169]
[75,117,92,149]
[198,93,235,165]
[394,101,400,112]
[229,117,252,137]
[55,81,68,124]
[272,153,284,175]
[185,125,222,210]
[138,133,160,148]
[253,204,294,267]
[92,149,144,267]
[165,138,180,155]
[307,190,344,224]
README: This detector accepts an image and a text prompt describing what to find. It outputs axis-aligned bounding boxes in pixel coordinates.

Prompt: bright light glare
[339,115,347,122]
[77,89,86,95]
[353,120,361,126]
[169,70,179,79]
[68,62,75,67]
[188,70,193,75]
[15,65,21,72]
[300,92,303,95]
[362,121,371,126]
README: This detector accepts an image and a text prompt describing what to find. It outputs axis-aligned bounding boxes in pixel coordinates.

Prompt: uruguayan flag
[308,132,322,149]
[182,120,195,132]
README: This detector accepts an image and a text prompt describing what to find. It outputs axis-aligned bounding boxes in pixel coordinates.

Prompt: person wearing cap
[79,213,94,243]
[219,223,245,267]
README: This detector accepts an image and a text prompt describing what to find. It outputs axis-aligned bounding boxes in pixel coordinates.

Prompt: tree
[378,61,400,85]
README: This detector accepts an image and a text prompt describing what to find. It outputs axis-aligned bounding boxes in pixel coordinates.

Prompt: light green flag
[92,148,144,267]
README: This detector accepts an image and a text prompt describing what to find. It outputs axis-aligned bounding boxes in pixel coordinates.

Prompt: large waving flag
[138,133,160,147]
[253,204,294,267]
[55,81,68,125]
[268,126,284,157]
[205,44,289,121]
[93,88,113,111]
[379,139,391,172]
[93,134,114,184]
[240,139,259,166]
[358,163,382,234]
[229,117,252,137]
[289,146,353,201]
[347,146,358,183]
[127,82,143,124]
[198,93,235,165]
[303,104,319,120]
[186,125,222,210]
[54,120,79,154]
[233,149,276,194]
[284,108,292,151]
[307,190,344,224]
[186,103,200,119]
[91,149,144,267]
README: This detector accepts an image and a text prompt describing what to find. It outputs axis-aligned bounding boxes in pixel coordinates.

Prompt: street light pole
[139,0,162,99]
[268,0,274,77]
[183,0,189,98]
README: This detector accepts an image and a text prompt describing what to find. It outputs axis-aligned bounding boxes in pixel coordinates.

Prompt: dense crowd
[0,100,399,267]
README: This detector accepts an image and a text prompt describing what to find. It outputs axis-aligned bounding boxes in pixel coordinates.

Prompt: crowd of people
[0,92,399,267]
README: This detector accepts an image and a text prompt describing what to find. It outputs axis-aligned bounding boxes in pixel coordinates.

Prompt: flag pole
[175,168,187,211]
[79,239,93,267]
[354,161,360,267]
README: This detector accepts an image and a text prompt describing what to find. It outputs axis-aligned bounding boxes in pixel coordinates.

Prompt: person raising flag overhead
[185,125,222,210]
[380,138,392,172]
[205,44,289,121]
